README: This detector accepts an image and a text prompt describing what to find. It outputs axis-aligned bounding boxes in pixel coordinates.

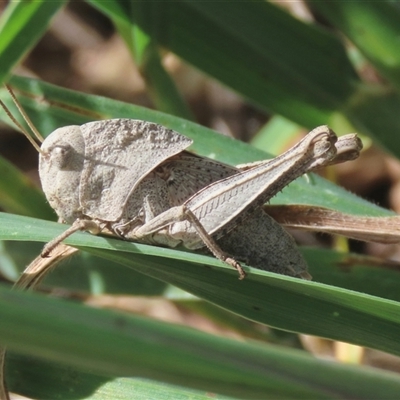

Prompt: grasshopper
[0,85,362,400]
[1,86,362,281]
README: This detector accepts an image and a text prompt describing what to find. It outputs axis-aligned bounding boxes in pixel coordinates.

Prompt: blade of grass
[4,235,400,305]
[250,116,303,155]
[0,155,53,218]
[0,0,67,85]
[1,241,171,296]
[88,0,356,128]
[2,284,400,399]
[6,353,233,400]
[2,213,400,358]
[308,2,400,91]
[114,3,194,120]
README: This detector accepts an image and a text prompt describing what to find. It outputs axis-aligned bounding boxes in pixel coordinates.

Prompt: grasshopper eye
[46,143,73,169]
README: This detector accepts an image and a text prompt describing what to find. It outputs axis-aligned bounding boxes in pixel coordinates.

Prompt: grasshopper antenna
[0,85,43,154]
[5,84,44,142]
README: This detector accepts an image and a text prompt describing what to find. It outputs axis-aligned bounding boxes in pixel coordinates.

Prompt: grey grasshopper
[1,86,362,281]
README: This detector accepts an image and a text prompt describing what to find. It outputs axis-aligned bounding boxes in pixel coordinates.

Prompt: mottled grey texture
[39,119,192,224]
[39,125,85,223]
[120,150,310,278]
[39,119,349,280]
[79,119,192,221]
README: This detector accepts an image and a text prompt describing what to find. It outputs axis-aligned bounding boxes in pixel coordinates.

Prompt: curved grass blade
[6,354,233,400]
[2,212,400,358]
[308,2,400,91]
[2,285,400,399]
[0,0,67,85]
[88,0,356,128]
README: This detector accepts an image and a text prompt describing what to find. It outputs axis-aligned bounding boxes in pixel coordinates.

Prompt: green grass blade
[1,241,169,296]
[0,0,67,85]
[4,236,400,306]
[2,213,400,358]
[88,0,356,128]
[305,247,400,303]
[114,7,195,119]
[0,155,53,218]
[2,284,400,399]
[303,2,400,157]
[251,116,302,155]
[7,354,233,400]
[308,2,400,91]
[82,0,194,119]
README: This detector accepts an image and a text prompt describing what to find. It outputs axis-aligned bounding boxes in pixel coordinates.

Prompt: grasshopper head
[0,85,87,223]
[39,126,85,223]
